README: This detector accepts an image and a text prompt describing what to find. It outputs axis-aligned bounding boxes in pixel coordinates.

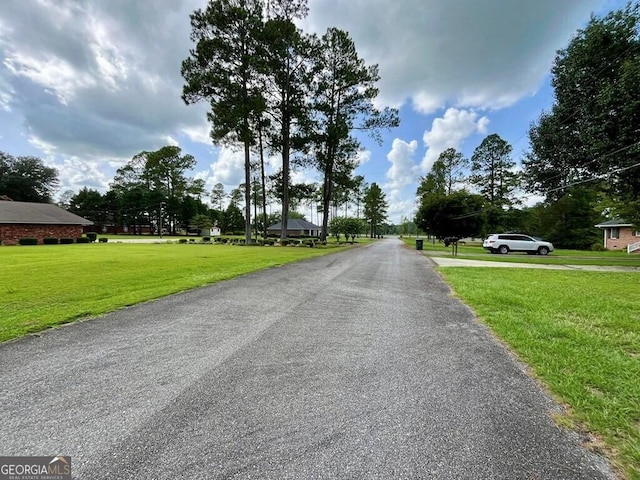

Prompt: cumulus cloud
[208,146,246,188]
[354,149,372,166]
[384,138,421,222]
[55,156,112,193]
[305,0,604,111]
[386,139,419,191]
[421,108,489,171]
[0,0,206,162]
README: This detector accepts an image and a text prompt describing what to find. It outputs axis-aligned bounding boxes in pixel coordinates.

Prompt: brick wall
[605,226,640,251]
[0,224,83,245]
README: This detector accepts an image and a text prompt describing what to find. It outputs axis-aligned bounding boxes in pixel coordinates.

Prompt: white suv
[483,234,554,255]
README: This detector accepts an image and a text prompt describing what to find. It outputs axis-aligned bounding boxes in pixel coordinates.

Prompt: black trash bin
[415,239,423,251]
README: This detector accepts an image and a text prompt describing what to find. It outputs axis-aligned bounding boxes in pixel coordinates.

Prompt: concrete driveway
[0,238,615,479]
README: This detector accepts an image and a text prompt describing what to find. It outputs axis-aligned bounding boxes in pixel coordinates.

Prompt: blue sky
[0,0,628,223]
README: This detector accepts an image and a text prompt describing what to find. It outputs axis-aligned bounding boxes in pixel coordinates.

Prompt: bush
[76,237,90,243]
[43,238,59,245]
[60,238,74,244]
[19,238,38,245]
[98,238,108,243]
[202,236,211,243]
[280,239,289,246]
[590,243,606,251]
[86,232,98,242]
[179,238,188,244]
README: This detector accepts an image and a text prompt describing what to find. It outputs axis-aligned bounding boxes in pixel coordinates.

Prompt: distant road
[0,238,615,479]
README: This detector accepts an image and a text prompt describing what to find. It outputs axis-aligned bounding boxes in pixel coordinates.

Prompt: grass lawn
[0,242,350,343]
[400,236,640,267]
[440,267,640,479]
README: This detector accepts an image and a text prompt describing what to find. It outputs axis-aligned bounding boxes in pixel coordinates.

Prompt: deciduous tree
[415,191,486,240]
[0,152,59,202]
[524,3,640,224]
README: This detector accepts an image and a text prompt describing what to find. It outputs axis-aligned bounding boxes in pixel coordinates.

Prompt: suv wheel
[538,246,549,255]
[498,245,509,254]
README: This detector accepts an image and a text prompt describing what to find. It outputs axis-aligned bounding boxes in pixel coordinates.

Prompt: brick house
[594,218,640,253]
[0,200,93,245]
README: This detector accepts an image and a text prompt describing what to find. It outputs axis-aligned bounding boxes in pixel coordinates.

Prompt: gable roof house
[0,201,93,245]
[267,219,321,237]
[594,218,640,253]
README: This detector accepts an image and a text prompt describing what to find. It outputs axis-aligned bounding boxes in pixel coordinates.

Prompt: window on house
[609,228,620,239]
[635,231,640,237]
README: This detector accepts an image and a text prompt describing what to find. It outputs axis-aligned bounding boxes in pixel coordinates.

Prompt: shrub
[43,238,59,245]
[98,238,108,243]
[280,239,289,246]
[179,238,188,244]
[202,236,211,243]
[224,232,234,236]
[86,232,98,242]
[19,238,38,245]
[590,243,606,252]
[76,237,90,243]
[189,238,196,243]
[60,238,74,244]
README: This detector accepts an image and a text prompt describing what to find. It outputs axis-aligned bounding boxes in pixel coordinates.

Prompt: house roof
[594,218,633,228]
[267,218,321,231]
[0,201,93,225]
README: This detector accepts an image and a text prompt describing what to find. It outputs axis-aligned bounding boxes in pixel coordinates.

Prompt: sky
[0,0,628,224]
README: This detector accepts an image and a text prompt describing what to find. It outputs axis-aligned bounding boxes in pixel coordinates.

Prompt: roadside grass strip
[400,236,640,267]
[0,242,348,343]
[439,267,640,479]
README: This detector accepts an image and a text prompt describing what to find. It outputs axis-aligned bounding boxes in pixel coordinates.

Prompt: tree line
[1,0,396,240]
[0,143,390,238]
[181,0,398,242]
[417,3,640,249]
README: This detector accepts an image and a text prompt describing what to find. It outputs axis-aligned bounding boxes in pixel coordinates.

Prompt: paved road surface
[0,239,615,479]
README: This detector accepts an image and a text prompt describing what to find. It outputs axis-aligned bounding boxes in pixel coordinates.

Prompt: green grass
[439,267,640,479]
[0,242,349,343]
[400,236,640,267]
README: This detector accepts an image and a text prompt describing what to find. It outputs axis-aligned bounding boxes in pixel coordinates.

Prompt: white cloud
[0,0,206,161]
[208,146,245,187]
[181,121,211,145]
[305,0,605,111]
[386,139,419,191]
[412,92,443,115]
[355,149,372,166]
[384,138,421,223]
[55,156,112,193]
[421,108,489,171]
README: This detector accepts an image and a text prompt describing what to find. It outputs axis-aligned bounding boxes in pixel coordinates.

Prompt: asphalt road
[0,238,615,479]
